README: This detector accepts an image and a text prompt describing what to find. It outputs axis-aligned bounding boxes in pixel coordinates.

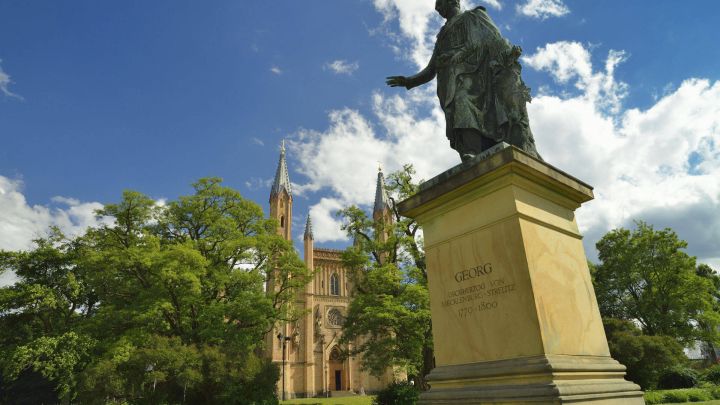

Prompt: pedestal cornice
[398,145,593,220]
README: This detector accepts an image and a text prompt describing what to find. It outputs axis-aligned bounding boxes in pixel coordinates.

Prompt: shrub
[695,381,716,389]
[688,390,713,402]
[603,318,687,389]
[712,387,720,399]
[657,367,699,389]
[687,388,713,401]
[703,364,720,385]
[373,381,420,405]
[663,390,689,402]
[645,388,718,404]
[643,391,666,404]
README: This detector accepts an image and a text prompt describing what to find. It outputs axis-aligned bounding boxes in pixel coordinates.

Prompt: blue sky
[1,0,719,283]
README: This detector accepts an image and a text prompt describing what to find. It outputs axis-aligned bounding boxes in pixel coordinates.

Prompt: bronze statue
[387,0,541,162]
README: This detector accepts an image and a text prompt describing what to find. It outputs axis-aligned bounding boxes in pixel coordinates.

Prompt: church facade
[264,144,397,398]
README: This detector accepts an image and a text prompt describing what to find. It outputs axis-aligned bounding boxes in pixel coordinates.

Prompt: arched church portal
[328,345,348,392]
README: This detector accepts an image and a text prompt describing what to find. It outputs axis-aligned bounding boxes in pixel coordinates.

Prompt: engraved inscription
[454,263,493,282]
[442,264,517,319]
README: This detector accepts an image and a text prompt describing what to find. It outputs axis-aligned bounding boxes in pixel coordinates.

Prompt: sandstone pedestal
[398,145,644,404]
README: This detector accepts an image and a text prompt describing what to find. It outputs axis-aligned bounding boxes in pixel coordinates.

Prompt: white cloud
[306,198,348,243]
[517,0,570,19]
[522,42,720,264]
[290,3,720,271]
[372,0,440,67]
[245,177,273,191]
[522,41,628,114]
[477,0,502,10]
[286,88,456,242]
[0,59,22,100]
[270,66,283,75]
[251,137,265,146]
[324,60,360,75]
[0,176,113,285]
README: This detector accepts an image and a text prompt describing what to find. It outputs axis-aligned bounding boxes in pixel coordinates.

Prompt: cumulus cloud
[288,3,720,270]
[523,42,628,114]
[0,176,113,285]
[372,0,440,67]
[522,42,720,265]
[516,0,570,19]
[324,60,360,75]
[287,91,456,242]
[0,59,22,99]
[306,198,349,243]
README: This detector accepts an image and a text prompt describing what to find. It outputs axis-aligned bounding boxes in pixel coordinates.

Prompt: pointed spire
[304,214,314,240]
[374,166,391,214]
[270,140,292,199]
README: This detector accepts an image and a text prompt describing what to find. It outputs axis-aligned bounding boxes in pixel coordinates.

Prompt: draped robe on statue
[405,7,541,159]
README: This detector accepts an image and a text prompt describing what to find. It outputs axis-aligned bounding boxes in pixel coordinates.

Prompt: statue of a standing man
[387,0,542,162]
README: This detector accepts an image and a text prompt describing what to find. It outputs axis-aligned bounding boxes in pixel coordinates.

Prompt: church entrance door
[328,346,345,391]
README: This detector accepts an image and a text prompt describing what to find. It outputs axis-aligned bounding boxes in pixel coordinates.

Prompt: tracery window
[330,273,340,296]
[328,308,345,327]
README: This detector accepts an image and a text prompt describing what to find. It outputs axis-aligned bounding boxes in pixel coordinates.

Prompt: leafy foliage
[592,221,720,345]
[603,318,687,389]
[373,381,420,405]
[696,263,720,363]
[0,178,308,403]
[702,364,720,385]
[656,366,699,389]
[338,165,433,388]
[644,387,719,404]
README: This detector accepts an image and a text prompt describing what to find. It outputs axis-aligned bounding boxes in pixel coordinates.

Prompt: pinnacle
[304,214,313,240]
[374,168,391,214]
[270,141,292,199]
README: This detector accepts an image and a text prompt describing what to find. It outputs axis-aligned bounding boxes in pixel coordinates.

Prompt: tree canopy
[338,165,433,388]
[592,221,720,346]
[0,178,309,404]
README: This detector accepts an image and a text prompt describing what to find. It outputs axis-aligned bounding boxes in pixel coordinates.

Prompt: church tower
[373,167,393,224]
[270,140,292,241]
[266,141,294,396]
[265,149,399,398]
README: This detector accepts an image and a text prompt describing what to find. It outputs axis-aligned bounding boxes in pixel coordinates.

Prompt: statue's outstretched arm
[405,56,436,89]
[386,54,436,90]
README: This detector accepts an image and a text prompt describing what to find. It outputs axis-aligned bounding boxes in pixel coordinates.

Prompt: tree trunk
[419,326,435,391]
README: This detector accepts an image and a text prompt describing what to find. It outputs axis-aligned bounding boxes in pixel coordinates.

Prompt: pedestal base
[419,355,643,404]
[398,145,645,405]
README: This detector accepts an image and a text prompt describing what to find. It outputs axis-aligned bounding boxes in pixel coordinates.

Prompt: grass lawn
[281,396,720,405]
[665,402,720,405]
[280,396,374,405]
[664,402,720,405]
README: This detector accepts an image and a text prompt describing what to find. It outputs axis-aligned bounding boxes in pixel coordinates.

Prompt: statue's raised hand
[386,76,408,89]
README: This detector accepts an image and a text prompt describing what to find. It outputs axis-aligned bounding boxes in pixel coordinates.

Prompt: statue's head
[435,0,460,19]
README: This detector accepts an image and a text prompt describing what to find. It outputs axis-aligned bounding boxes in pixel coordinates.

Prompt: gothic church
[264,143,397,398]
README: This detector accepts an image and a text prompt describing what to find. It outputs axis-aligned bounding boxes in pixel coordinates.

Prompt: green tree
[0,178,310,404]
[338,165,433,388]
[0,229,97,402]
[592,221,720,345]
[696,263,720,363]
